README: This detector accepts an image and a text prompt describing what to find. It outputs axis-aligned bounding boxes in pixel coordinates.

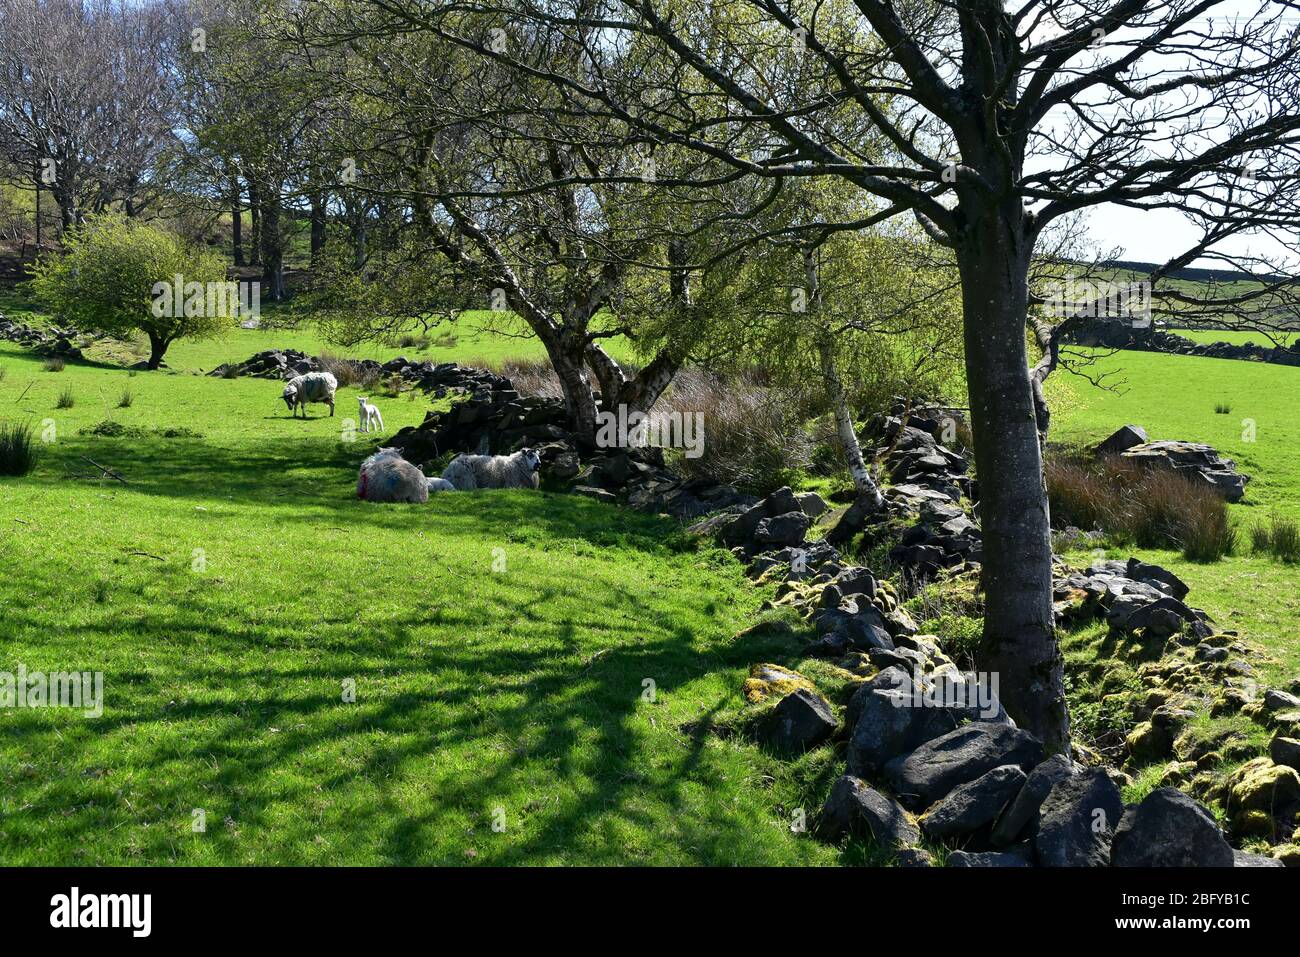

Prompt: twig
[125,550,165,561]
[82,456,127,484]
[14,380,34,404]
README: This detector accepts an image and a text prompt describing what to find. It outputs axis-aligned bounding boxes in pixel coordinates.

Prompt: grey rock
[884,722,1045,811]
[754,511,811,547]
[571,485,617,502]
[1035,769,1124,867]
[920,765,1028,842]
[991,753,1077,846]
[946,850,1031,867]
[796,491,829,518]
[893,848,935,867]
[816,775,919,848]
[755,688,838,756]
[1234,850,1285,868]
[1095,424,1148,457]
[1263,689,1300,712]
[1269,736,1300,772]
[1111,788,1233,867]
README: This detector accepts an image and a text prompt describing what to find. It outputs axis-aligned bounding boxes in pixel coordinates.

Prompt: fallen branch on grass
[82,457,127,484]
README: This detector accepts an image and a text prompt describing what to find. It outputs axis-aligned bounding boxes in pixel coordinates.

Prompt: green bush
[29,213,237,369]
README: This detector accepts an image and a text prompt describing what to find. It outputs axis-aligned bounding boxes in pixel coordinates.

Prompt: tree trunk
[260,191,285,301]
[548,340,600,442]
[817,333,880,501]
[959,213,1068,754]
[146,332,169,370]
[231,178,245,267]
[249,182,262,267]
[806,248,882,505]
[310,191,327,263]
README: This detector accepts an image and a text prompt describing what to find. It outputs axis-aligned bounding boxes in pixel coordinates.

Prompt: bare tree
[392,0,1300,749]
[0,0,181,232]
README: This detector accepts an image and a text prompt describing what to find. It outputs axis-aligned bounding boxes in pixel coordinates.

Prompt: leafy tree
[30,213,237,368]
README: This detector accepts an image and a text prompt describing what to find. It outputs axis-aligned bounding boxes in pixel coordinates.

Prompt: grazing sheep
[358,396,383,433]
[357,448,429,503]
[439,448,541,491]
[282,372,338,418]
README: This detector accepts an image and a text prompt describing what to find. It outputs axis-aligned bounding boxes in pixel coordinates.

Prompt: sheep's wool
[357,449,429,503]
[285,371,338,404]
[440,451,540,491]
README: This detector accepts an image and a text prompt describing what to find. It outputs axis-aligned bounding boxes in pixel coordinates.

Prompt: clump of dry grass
[494,358,564,400]
[1047,453,1236,561]
[318,352,380,391]
[657,368,813,493]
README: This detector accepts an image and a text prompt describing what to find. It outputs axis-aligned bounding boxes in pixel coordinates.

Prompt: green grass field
[1052,348,1300,681]
[3,289,1298,865]
[0,336,838,865]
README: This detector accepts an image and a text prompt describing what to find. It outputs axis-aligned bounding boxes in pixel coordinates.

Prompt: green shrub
[0,421,39,476]
[29,212,237,369]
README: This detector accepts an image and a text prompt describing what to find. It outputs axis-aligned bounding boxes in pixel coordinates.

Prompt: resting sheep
[357,448,431,503]
[282,372,338,418]
[439,448,541,491]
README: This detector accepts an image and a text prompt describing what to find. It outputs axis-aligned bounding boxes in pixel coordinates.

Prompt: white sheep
[357,448,429,503]
[358,396,383,433]
[282,371,338,418]
[439,448,541,491]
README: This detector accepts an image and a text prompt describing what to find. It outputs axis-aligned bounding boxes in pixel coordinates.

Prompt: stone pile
[209,348,321,379]
[1065,315,1300,368]
[0,314,86,360]
[1092,425,1251,501]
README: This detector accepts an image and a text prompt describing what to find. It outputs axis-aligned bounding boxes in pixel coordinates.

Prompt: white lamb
[282,371,338,418]
[439,448,541,491]
[358,396,384,433]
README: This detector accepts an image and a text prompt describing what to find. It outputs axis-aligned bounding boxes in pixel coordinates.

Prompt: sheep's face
[521,448,541,473]
[358,396,369,407]
[281,386,296,410]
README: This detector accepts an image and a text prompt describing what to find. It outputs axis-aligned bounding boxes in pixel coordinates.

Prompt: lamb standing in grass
[439,448,541,491]
[357,448,431,503]
[282,371,338,418]
[358,396,383,433]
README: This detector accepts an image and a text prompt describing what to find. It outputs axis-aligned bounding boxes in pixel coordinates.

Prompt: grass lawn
[0,285,628,374]
[1051,347,1300,681]
[0,339,835,865]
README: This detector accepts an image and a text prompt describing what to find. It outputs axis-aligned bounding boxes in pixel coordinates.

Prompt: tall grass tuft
[318,352,379,391]
[0,421,40,476]
[1047,454,1235,561]
[1250,516,1300,562]
[117,389,134,408]
[55,387,75,409]
[1214,402,1232,415]
[43,356,65,373]
[0,367,7,382]
[659,369,813,493]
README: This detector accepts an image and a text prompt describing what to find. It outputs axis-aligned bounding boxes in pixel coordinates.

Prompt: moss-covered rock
[742,663,817,704]
[1127,721,1173,764]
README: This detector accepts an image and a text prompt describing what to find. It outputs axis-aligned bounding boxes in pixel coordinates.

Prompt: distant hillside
[1106,259,1295,285]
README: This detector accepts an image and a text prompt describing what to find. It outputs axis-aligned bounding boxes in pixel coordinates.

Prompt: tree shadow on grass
[21,432,696,558]
[0,573,795,865]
